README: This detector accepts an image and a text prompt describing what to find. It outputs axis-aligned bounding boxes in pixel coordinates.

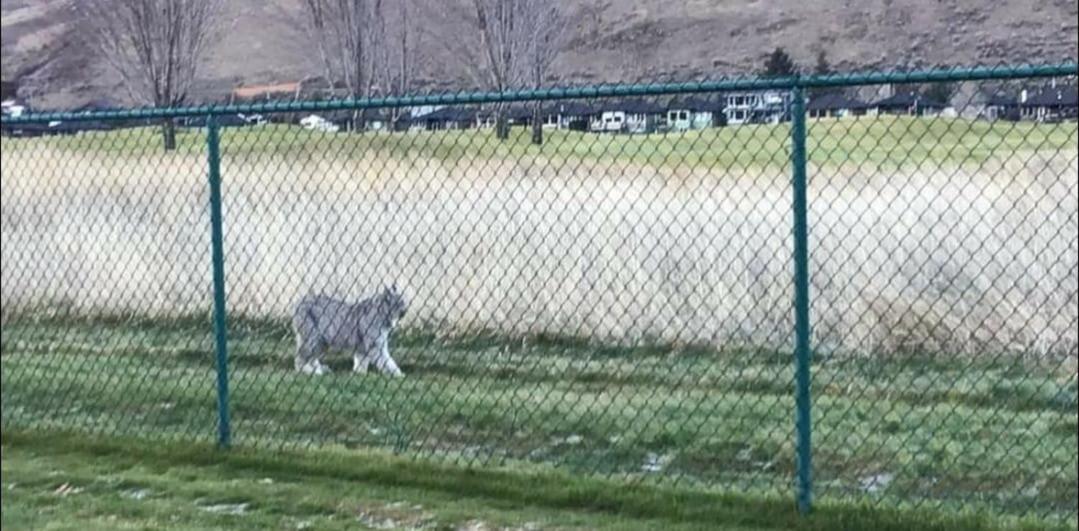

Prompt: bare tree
[375,0,419,128]
[469,0,531,140]
[449,1,563,141]
[521,1,564,145]
[394,1,412,127]
[83,0,225,150]
[299,0,386,131]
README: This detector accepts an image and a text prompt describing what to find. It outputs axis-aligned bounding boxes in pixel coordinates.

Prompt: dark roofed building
[1021,85,1078,122]
[181,114,248,128]
[806,93,868,119]
[873,91,946,116]
[666,96,725,112]
[362,109,410,132]
[980,92,1020,121]
[421,106,476,130]
[467,104,547,129]
[387,112,415,131]
[1,122,50,137]
[601,99,665,114]
[46,120,115,135]
[317,108,405,131]
[505,104,535,125]
[665,96,725,130]
[325,109,359,129]
[548,101,598,116]
[595,99,665,133]
[539,102,598,131]
[31,98,126,133]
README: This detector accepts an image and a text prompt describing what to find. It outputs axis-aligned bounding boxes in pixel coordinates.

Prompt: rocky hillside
[2,0,1077,108]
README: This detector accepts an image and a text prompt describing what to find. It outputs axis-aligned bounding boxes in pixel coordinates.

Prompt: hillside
[2,0,1077,109]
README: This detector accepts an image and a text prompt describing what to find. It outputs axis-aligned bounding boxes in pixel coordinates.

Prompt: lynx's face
[382,284,408,325]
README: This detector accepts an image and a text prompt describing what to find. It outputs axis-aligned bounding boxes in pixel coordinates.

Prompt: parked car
[299,114,339,133]
[239,113,266,125]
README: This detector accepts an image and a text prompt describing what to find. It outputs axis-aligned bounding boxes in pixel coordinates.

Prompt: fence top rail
[2,63,1076,124]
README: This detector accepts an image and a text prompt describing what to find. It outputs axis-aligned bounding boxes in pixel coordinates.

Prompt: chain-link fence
[2,65,1077,524]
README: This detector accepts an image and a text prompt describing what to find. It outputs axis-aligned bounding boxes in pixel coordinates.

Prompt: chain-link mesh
[2,67,1077,524]
[806,80,1077,520]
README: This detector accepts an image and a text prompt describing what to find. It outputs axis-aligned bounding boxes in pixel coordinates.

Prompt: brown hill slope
[2,0,1077,108]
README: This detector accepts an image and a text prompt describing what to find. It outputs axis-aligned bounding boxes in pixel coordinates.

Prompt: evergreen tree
[761,47,799,78]
[810,50,842,97]
[922,82,957,105]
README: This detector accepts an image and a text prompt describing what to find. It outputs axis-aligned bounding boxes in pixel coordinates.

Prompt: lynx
[291,285,408,376]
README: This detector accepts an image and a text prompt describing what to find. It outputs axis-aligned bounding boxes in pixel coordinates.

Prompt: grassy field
[5,431,1069,531]
[3,116,1076,359]
[2,115,1076,171]
[2,114,1077,527]
[1,315,1075,526]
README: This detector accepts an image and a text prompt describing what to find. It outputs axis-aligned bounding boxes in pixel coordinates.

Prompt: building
[591,110,623,132]
[1,98,27,119]
[1020,85,1078,122]
[723,90,791,125]
[978,93,1020,121]
[387,113,415,132]
[590,99,665,133]
[318,109,403,132]
[181,114,248,128]
[539,102,596,131]
[44,120,115,135]
[872,91,946,116]
[2,98,118,136]
[506,104,535,126]
[365,110,414,132]
[470,105,531,129]
[473,109,495,129]
[420,107,476,130]
[806,93,868,119]
[618,99,666,133]
[1,122,50,137]
[364,112,390,131]
[665,97,725,130]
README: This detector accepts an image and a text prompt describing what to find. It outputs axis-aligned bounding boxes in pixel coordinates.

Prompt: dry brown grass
[2,141,1076,362]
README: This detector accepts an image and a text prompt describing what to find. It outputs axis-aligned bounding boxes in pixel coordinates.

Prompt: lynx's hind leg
[294,332,330,375]
[353,352,370,374]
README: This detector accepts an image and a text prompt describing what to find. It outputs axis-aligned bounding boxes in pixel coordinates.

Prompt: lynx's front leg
[353,337,379,374]
[373,332,404,377]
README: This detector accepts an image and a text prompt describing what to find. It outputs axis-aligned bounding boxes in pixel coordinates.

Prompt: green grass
[1,430,1070,531]
[1,315,1075,527]
[3,115,1075,171]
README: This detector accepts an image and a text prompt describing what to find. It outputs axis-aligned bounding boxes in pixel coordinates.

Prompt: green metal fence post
[790,84,813,515]
[206,114,231,449]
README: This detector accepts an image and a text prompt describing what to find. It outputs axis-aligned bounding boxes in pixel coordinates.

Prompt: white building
[723,91,791,125]
[665,97,724,130]
[590,100,664,133]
